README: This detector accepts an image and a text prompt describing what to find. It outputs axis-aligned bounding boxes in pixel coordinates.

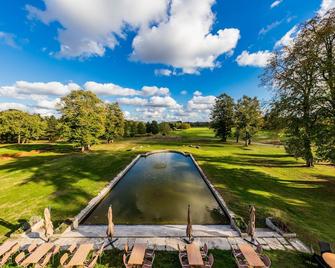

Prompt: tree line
[0,90,192,151]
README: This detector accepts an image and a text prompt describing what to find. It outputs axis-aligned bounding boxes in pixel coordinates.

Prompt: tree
[105,103,125,143]
[305,9,335,163]
[210,94,235,142]
[0,110,45,143]
[234,96,263,146]
[145,121,152,133]
[45,115,60,142]
[130,121,138,137]
[151,121,159,134]
[159,122,171,135]
[262,25,320,166]
[180,122,191,129]
[59,90,106,151]
[137,122,146,135]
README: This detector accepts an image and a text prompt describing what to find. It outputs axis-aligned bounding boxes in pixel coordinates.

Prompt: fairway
[0,127,334,250]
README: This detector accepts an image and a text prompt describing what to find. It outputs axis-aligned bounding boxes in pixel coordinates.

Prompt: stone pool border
[64,150,236,234]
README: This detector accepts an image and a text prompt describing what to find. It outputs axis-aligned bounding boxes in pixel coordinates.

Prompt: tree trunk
[236,135,239,143]
[222,136,227,142]
[245,139,248,147]
[248,138,251,145]
[304,137,314,167]
[17,134,21,144]
[81,146,85,152]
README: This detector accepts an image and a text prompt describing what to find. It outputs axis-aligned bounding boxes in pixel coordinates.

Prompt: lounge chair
[260,254,271,268]
[15,243,39,266]
[142,253,155,268]
[256,244,263,254]
[0,241,20,266]
[60,243,103,268]
[178,244,187,257]
[202,253,214,268]
[124,242,133,257]
[123,253,132,268]
[201,243,208,258]
[313,241,333,268]
[179,252,190,268]
[145,244,156,259]
[232,248,248,268]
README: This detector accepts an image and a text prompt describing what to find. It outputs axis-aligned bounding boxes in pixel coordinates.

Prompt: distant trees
[151,120,159,134]
[210,94,262,146]
[105,103,125,143]
[59,90,106,151]
[137,122,146,135]
[210,94,235,142]
[159,122,171,135]
[235,96,263,146]
[262,8,335,166]
[0,110,45,143]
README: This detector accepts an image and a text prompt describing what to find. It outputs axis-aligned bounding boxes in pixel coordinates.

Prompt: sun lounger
[60,243,103,268]
[0,240,20,266]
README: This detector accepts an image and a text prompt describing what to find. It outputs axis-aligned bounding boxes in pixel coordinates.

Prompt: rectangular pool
[82,152,229,225]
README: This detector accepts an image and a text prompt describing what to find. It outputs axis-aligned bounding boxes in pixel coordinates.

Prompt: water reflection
[82,152,229,225]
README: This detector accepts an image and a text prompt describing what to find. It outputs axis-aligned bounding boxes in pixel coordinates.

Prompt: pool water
[82,152,229,225]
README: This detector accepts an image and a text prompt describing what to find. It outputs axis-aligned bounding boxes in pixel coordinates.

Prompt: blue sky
[0,0,333,121]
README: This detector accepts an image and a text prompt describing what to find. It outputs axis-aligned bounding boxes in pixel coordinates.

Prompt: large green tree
[210,94,235,142]
[262,24,320,166]
[234,96,263,146]
[305,9,335,163]
[59,90,106,151]
[151,121,159,134]
[0,110,45,143]
[105,103,125,143]
[137,122,146,135]
[159,122,171,135]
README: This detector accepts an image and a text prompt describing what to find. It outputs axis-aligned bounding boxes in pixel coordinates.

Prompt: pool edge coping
[64,150,238,234]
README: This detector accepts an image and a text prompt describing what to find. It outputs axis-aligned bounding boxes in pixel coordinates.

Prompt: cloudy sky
[0,0,334,121]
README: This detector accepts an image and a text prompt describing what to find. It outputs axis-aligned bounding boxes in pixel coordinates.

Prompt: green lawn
[0,127,334,266]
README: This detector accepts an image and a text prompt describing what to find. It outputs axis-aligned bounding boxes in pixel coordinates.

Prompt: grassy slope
[0,127,334,266]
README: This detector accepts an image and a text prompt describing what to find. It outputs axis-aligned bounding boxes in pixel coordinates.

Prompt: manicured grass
[0,127,334,266]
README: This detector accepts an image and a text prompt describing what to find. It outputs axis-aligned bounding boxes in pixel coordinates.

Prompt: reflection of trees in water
[207,206,229,224]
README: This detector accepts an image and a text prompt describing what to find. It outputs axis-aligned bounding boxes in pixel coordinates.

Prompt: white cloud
[259,21,282,35]
[0,102,28,112]
[84,81,140,96]
[270,0,282,9]
[141,86,169,96]
[131,0,240,74]
[236,50,273,67]
[193,90,202,96]
[117,97,148,106]
[274,26,298,48]
[187,95,216,111]
[180,90,188,95]
[35,98,61,110]
[27,0,169,58]
[0,81,79,98]
[0,32,19,48]
[318,0,335,16]
[148,96,181,108]
[154,69,174,76]
[84,82,170,97]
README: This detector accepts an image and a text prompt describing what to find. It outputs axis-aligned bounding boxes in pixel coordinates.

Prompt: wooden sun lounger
[0,240,20,266]
[60,243,104,268]
[15,243,59,268]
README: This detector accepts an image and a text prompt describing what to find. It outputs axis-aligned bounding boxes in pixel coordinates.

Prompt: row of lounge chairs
[0,240,103,268]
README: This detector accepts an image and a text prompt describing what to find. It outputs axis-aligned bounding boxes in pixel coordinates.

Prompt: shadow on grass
[0,218,30,238]
[0,148,136,226]
[0,143,75,154]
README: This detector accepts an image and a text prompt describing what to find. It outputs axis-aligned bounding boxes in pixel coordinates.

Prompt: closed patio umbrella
[44,207,53,241]
[186,204,193,243]
[247,205,256,242]
[106,205,114,239]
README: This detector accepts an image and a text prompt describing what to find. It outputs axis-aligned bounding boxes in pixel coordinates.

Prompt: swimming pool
[81,152,229,225]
